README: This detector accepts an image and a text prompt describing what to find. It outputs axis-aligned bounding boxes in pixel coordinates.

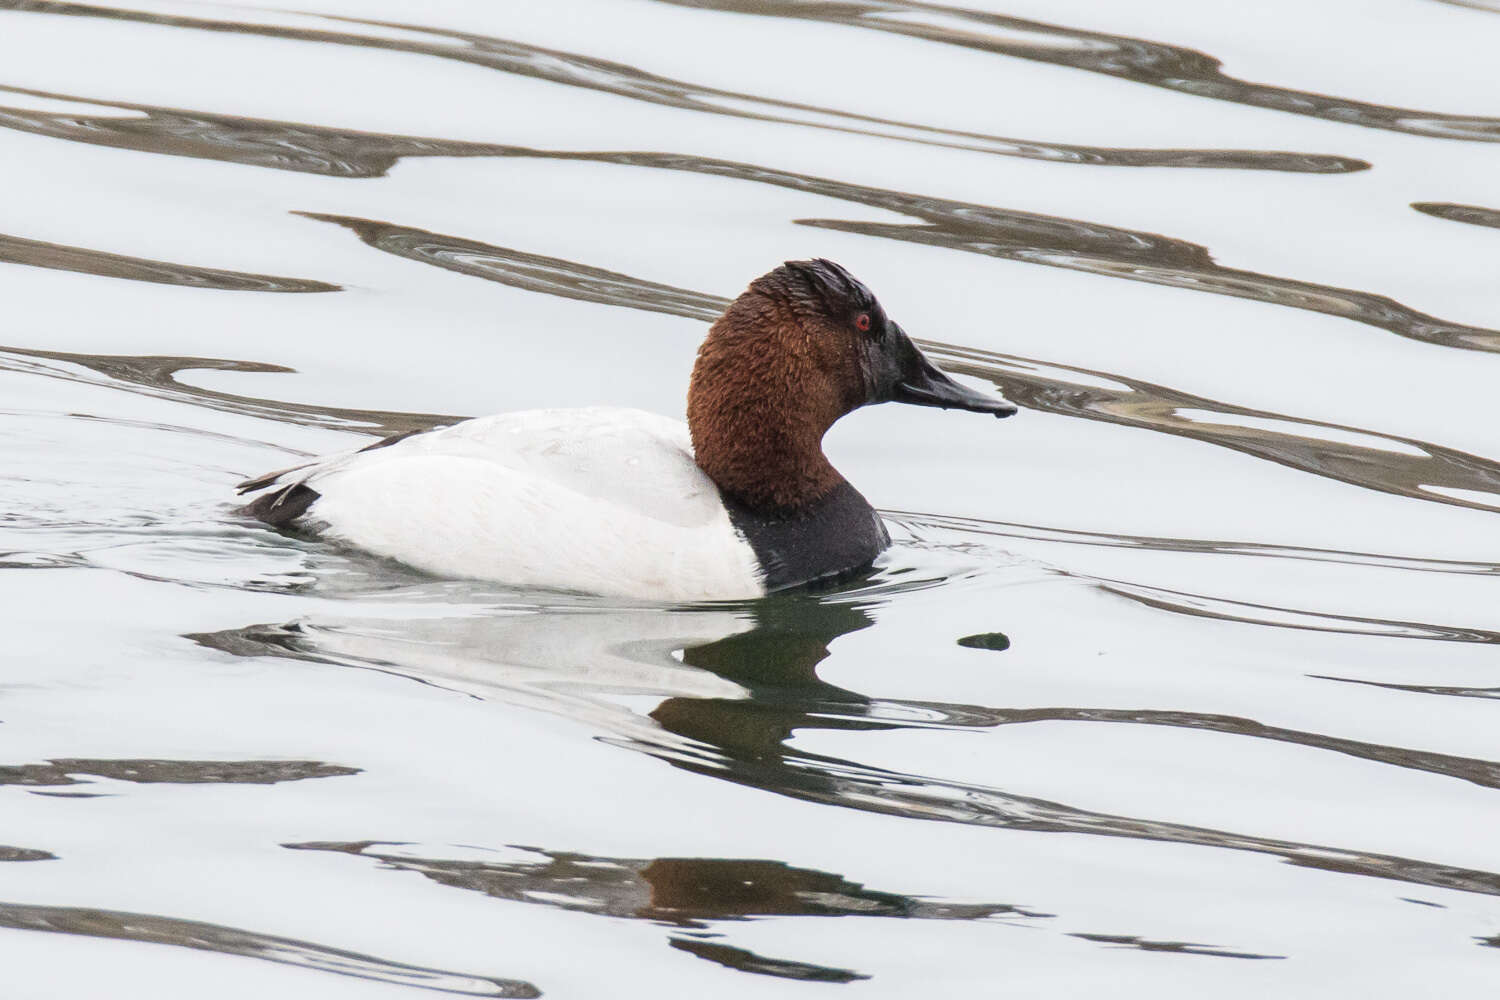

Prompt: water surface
[2,0,1498,996]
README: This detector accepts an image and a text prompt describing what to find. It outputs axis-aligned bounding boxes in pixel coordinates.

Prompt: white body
[255,408,766,601]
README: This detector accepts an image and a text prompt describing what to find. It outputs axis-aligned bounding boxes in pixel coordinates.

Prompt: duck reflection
[290,837,1022,926]
[194,582,1500,959]
[287,838,1036,983]
[655,593,884,761]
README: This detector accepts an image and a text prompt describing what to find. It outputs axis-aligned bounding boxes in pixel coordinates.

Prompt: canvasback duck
[237,260,1016,600]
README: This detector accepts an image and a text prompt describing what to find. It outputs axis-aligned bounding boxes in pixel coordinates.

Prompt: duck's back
[240,408,765,601]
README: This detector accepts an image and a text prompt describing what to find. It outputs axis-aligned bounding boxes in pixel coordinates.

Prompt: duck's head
[688,259,1016,511]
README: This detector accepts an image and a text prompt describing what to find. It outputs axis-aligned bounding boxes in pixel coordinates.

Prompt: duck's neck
[687,310,850,514]
[691,409,844,513]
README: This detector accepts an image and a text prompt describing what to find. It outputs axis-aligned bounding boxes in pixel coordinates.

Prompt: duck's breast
[290,408,765,601]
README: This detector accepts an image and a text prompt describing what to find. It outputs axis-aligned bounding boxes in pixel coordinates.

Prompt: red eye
[855,313,872,332]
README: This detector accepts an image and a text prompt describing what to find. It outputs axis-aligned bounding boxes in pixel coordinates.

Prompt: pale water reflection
[2,0,1499,996]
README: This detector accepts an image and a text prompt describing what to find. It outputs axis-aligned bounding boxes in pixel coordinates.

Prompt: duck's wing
[236,429,426,494]
[236,428,437,525]
[240,409,716,521]
[236,460,316,495]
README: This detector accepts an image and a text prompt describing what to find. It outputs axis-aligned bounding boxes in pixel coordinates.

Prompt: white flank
[251,408,766,602]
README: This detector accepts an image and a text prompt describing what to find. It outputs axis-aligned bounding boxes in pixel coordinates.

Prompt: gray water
[2,0,1499,995]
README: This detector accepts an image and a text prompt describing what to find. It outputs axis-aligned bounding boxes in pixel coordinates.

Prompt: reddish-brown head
[688,260,1015,512]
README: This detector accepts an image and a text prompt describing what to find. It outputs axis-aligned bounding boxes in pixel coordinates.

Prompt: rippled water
[2,0,1498,995]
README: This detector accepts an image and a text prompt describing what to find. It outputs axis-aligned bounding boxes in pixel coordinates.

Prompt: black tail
[242,483,320,527]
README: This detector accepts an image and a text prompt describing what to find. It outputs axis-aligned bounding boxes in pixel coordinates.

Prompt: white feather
[248,408,766,601]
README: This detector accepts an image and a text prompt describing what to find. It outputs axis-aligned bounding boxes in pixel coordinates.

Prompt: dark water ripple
[0,901,539,996]
[0,846,55,861]
[0,76,1482,350]
[1432,0,1500,12]
[1413,202,1500,231]
[852,701,1500,789]
[1310,675,1500,702]
[930,342,1500,513]
[301,212,1500,513]
[294,213,731,320]
[1091,576,1500,643]
[0,84,509,179]
[652,0,1500,142]
[889,510,1500,576]
[668,938,872,981]
[0,344,455,436]
[0,758,359,786]
[0,3,1366,172]
[0,232,337,292]
[1067,933,1279,960]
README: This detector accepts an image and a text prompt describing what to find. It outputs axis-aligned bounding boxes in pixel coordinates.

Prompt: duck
[237,259,1016,601]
